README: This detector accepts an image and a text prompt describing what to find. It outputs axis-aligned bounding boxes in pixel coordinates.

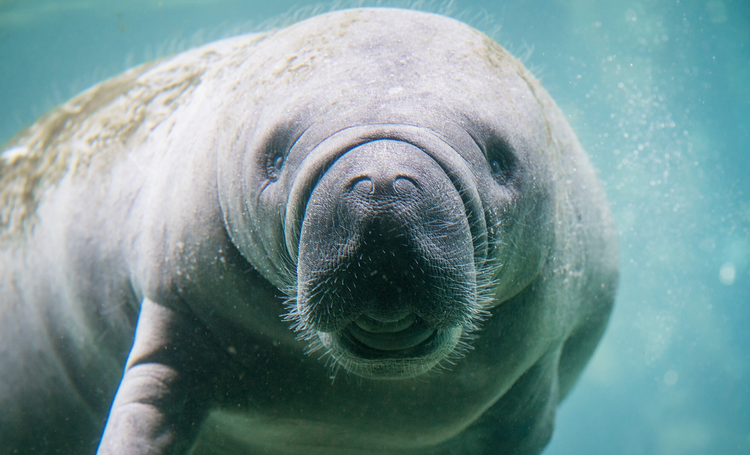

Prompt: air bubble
[719,263,736,285]
[663,370,678,386]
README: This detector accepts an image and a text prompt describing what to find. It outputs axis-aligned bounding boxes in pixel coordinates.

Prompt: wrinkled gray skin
[0,8,618,455]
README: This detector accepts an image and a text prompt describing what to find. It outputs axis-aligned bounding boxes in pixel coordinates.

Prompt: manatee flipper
[97,299,212,455]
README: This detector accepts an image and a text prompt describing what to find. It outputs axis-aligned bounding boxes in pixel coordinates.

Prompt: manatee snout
[293,139,482,377]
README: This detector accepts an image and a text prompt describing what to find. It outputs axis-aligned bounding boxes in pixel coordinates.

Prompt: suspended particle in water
[663,370,678,386]
[719,262,736,285]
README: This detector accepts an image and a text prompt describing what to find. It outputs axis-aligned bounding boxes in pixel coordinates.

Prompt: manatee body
[0,8,618,455]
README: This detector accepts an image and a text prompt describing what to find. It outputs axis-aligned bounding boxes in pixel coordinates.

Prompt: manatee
[0,8,618,455]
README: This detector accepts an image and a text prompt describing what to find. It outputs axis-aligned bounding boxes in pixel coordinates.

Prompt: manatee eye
[485,137,517,186]
[261,122,302,182]
[490,160,503,174]
[266,149,285,181]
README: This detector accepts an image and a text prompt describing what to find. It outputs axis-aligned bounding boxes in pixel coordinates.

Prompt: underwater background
[0,0,748,454]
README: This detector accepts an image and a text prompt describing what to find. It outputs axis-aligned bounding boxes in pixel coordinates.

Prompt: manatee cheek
[480,163,555,305]
[291,139,480,378]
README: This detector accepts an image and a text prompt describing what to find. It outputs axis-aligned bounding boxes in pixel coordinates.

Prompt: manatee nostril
[350,176,374,195]
[393,175,418,195]
[348,174,419,198]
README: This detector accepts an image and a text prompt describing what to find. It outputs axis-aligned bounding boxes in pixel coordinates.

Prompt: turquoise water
[1,0,748,453]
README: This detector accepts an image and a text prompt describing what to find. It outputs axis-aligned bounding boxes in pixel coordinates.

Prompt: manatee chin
[289,240,483,379]
[291,273,480,379]
[290,247,483,379]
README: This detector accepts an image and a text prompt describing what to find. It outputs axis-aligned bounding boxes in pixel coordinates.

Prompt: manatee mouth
[320,320,461,378]
[345,314,436,353]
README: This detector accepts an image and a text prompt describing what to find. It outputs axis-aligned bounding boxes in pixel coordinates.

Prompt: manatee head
[217,8,557,378]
